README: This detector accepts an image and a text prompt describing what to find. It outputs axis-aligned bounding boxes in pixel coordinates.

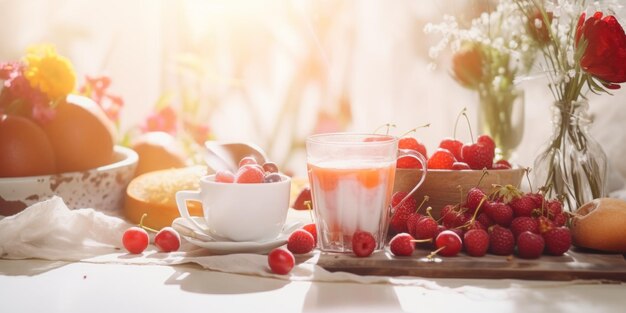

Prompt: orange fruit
[124,166,206,230]
[0,114,56,177]
[131,131,186,177]
[40,94,116,173]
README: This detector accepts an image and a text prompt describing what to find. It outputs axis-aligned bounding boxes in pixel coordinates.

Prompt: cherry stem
[410,238,433,243]
[400,123,431,138]
[139,213,158,233]
[305,200,314,223]
[414,196,430,214]
[461,111,474,143]
[373,123,396,135]
[453,107,467,139]
[475,169,489,188]
[524,167,534,193]
[427,246,446,259]
[426,206,435,220]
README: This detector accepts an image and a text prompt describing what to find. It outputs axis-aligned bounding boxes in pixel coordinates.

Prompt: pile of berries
[215,156,282,184]
[397,133,512,171]
[388,184,572,259]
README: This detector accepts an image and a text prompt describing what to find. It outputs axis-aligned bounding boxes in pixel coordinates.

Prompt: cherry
[122,227,149,254]
[262,162,279,173]
[264,172,282,183]
[268,248,295,275]
[238,156,258,167]
[154,227,181,252]
[215,170,235,183]
[434,230,462,257]
[292,187,312,210]
[352,231,376,257]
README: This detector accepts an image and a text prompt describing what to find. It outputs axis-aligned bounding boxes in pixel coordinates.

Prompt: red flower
[451,43,483,89]
[575,12,626,89]
[143,106,177,134]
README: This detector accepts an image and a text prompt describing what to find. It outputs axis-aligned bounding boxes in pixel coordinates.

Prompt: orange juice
[308,160,396,252]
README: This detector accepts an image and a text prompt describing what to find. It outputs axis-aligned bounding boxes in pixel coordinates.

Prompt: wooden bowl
[393,168,525,218]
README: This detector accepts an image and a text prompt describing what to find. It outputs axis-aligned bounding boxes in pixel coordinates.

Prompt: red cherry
[435,230,462,257]
[238,156,258,167]
[292,187,312,210]
[154,227,181,252]
[267,248,295,275]
[122,227,149,254]
[215,170,235,183]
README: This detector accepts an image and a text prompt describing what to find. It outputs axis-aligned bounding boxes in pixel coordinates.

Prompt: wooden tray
[315,248,626,282]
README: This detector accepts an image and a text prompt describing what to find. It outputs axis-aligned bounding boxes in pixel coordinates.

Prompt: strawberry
[489,225,515,255]
[461,142,494,170]
[412,216,439,240]
[287,229,315,254]
[516,231,545,259]
[352,231,376,257]
[389,233,415,256]
[439,138,463,161]
[452,162,471,170]
[463,228,489,257]
[465,187,486,214]
[510,216,539,238]
[509,195,536,217]
[427,148,456,169]
[543,227,571,256]
[398,137,427,158]
[485,202,513,227]
[302,223,317,244]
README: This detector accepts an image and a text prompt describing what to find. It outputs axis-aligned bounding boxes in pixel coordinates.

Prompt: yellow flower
[24,44,76,101]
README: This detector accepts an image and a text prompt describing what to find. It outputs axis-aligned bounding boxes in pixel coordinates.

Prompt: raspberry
[461,142,494,170]
[352,231,376,257]
[489,225,515,255]
[477,134,496,152]
[546,199,563,219]
[235,164,265,183]
[452,162,471,170]
[527,193,546,209]
[516,231,545,259]
[215,170,235,183]
[485,202,513,227]
[440,204,456,222]
[552,212,568,227]
[267,248,295,275]
[537,216,555,234]
[477,213,494,228]
[453,212,472,228]
[406,213,423,237]
[448,227,465,239]
[463,228,489,257]
[302,223,317,244]
[435,230,463,257]
[398,137,427,158]
[292,187,312,210]
[389,192,417,234]
[396,155,422,169]
[543,227,571,256]
[389,233,415,256]
[465,187,486,214]
[439,138,463,161]
[510,195,536,217]
[492,163,511,170]
[412,216,438,240]
[465,219,485,231]
[287,229,315,254]
[510,216,539,238]
[427,148,456,169]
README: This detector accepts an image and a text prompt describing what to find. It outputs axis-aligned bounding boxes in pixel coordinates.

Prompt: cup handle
[175,190,205,233]
[393,149,428,210]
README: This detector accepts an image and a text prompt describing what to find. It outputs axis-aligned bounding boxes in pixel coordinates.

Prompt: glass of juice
[306,133,427,253]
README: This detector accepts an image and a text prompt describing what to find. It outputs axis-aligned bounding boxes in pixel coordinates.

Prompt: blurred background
[1,0,625,190]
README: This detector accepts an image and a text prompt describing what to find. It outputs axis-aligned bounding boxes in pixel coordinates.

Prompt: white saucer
[172,217,301,254]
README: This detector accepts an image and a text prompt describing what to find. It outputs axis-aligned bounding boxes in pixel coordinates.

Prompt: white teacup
[175,174,291,242]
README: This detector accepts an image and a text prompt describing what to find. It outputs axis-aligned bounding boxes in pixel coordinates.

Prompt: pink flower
[80,76,124,122]
[143,106,177,134]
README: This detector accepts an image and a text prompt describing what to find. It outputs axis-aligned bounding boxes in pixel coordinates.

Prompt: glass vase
[477,88,525,160]
[533,100,608,212]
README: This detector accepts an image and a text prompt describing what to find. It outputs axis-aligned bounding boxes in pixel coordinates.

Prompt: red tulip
[451,43,483,89]
[575,12,626,89]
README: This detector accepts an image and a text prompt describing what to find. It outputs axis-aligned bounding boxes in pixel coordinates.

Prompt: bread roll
[571,198,626,253]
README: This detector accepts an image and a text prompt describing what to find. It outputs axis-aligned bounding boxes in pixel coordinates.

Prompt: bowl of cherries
[393,131,524,218]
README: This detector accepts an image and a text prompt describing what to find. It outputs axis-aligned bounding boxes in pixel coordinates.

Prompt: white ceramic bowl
[0,145,138,216]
